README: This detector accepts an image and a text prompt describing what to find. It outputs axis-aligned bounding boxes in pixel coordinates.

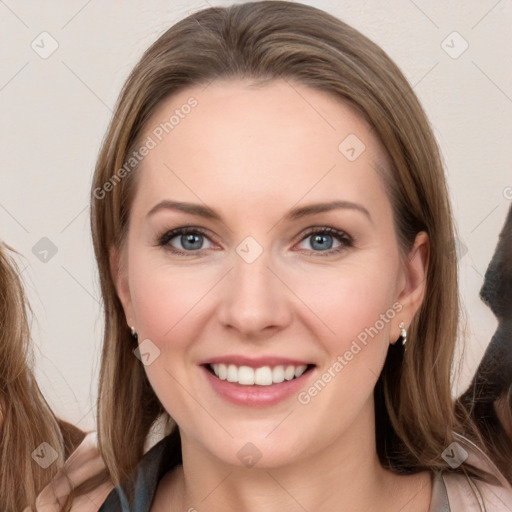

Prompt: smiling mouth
[204,363,315,386]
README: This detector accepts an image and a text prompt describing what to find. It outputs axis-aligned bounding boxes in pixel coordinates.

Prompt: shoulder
[436,433,512,512]
[32,431,114,512]
[99,430,182,512]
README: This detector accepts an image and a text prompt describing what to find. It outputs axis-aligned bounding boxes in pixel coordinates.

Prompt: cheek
[130,257,211,344]
[291,266,395,429]
[289,257,399,408]
[292,260,399,349]
[130,246,399,355]
[128,259,210,416]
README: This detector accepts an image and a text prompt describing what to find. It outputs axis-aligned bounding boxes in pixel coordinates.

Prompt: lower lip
[201,365,315,407]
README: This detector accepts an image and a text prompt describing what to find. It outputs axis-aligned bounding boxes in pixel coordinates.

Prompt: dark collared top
[98,431,512,512]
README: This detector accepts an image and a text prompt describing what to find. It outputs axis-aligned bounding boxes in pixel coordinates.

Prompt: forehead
[133,78,389,216]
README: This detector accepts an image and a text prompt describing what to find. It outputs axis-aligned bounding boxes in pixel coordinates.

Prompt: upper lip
[200,355,314,368]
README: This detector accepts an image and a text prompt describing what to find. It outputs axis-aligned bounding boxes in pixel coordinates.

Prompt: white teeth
[226,364,238,382]
[284,365,295,380]
[209,363,309,385]
[218,363,227,380]
[254,366,273,386]
[272,365,285,383]
[294,365,307,378]
[238,366,254,385]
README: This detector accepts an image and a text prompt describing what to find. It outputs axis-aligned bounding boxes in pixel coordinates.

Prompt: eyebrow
[146,199,372,223]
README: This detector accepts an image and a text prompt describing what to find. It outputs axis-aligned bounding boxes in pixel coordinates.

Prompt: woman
[89,2,512,510]
[0,242,112,511]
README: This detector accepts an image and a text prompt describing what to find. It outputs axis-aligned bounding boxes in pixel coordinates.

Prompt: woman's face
[112,78,428,468]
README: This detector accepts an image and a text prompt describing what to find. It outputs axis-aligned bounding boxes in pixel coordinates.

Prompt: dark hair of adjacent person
[457,203,512,484]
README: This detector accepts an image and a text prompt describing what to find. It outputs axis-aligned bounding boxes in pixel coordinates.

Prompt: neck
[154,400,431,512]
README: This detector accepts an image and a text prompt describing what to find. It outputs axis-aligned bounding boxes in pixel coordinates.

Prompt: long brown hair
[91,0,486,486]
[0,242,85,511]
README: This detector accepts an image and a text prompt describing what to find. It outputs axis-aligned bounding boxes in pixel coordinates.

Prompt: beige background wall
[1,0,511,431]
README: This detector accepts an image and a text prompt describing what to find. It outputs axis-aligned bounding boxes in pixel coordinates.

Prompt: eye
[295,227,354,257]
[157,227,215,254]
[156,225,354,257]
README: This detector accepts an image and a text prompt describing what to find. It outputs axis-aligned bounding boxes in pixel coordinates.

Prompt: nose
[216,246,293,339]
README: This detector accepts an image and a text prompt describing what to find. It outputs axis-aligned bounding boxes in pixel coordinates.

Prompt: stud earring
[399,321,407,346]
[130,326,138,341]
[391,321,407,346]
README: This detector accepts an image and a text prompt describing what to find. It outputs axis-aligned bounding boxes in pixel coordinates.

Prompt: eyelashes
[295,227,354,256]
[156,225,355,258]
[157,226,213,253]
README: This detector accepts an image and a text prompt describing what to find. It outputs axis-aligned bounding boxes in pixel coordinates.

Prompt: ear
[109,244,134,328]
[392,231,429,342]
